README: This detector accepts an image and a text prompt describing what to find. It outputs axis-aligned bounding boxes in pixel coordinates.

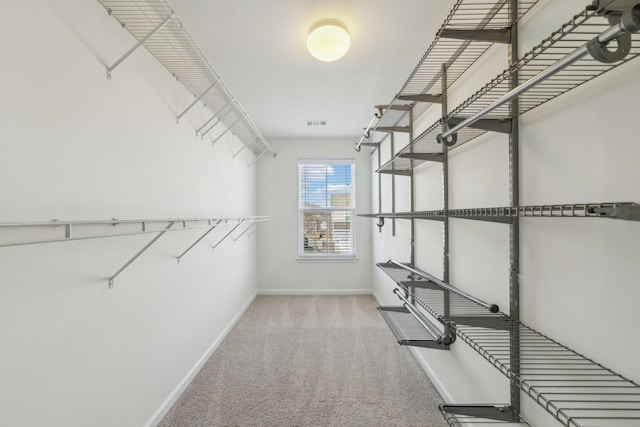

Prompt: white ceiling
[168,0,457,140]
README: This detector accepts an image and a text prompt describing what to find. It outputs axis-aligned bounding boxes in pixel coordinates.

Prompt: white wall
[257,138,372,293]
[0,1,260,426]
[370,0,640,425]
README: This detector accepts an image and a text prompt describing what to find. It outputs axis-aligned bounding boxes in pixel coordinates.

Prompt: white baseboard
[144,290,258,427]
[257,288,372,296]
[408,347,454,403]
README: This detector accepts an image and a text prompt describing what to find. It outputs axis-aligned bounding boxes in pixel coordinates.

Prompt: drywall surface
[256,138,372,293]
[369,0,640,425]
[0,1,260,426]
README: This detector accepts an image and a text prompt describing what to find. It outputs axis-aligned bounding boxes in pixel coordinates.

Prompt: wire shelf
[359,0,539,150]
[456,322,640,427]
[359,202,640,223]
[0,216,271,247]
[97,0,272,156]
[378,306,448,349]
[378,260,640,427]
[445,4,640,148]
[374,2,640,169]
[440,404,530,426]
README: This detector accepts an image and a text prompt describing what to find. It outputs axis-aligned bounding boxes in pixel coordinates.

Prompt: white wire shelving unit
[0,216,271,288]
[97,0,273,158]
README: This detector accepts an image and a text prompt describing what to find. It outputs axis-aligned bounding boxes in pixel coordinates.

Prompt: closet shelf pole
[201,103,237,138]
[232,222,256,242]
[436,4,640,146]
[389,260,499,313]
[176,219,223,263]
[355,114,379,152]
[210,116,243,145]
[392,288,450,345]
[211,220,245,250]
[196,100,233,135]
[106,12,174,79]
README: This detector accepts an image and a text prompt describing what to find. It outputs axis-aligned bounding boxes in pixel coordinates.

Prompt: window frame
[297,159,356,259]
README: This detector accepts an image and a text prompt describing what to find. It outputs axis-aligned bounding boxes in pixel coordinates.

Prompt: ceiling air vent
[306,120,327,127]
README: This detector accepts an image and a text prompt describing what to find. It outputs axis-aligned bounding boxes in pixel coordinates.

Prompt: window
[298,160,355,258]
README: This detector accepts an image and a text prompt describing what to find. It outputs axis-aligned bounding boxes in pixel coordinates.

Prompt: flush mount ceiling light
[306,19,351,62]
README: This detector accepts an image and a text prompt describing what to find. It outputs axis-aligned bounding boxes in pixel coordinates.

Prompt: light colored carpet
[159,295,448,427]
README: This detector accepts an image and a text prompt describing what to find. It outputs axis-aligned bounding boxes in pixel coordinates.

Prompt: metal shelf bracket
[108,221,175,288]
[176,219,223,263]
[106,12,174,79]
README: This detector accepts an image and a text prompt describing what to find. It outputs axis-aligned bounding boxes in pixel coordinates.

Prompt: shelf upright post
[442,63,450,318]
[390,133,397,237]
[409,107,415,265]
[508,0,521,418]
[377,140,383,232]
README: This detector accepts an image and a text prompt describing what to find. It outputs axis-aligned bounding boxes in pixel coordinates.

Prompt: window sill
[297,255,358,262]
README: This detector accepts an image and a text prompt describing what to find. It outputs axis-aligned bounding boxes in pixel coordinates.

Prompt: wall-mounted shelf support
[397,94,443,103]
[232,222,256,242]
[378,169,412,176]
[440,404,526,425]
[108,221,175,288]
[447,117,512,134]
[196,100,234,135]
[377,126,410,133]
[211,116,242,145]
[439,28,511,43]
[212,221,245,250]
[176,219,223,263]
[106,12,174,79]
[98,0,272,156]
[201,103,237,138]
[398,153,444,162]
[177,80,219,123]
[375,104,413,112]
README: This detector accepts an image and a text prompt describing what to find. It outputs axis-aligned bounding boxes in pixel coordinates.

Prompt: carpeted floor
[159,295,448,427]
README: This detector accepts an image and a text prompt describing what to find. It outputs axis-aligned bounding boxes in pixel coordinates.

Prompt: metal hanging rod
[378,261,640,426]
[97,0,273,156]
[455,321,640,427]
[386,260,500,313]
[0,216,271,248]
[354,114,379,152]
[392,288,452,345]
[437,4,640,146]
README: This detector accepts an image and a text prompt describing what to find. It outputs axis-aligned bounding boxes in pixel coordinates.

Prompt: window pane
[302,210,352,254]
[298,160,355,257]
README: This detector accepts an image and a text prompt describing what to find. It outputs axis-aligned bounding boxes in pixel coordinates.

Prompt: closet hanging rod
[392,288,451,345]
[388,260,499,313]
[355,114,379,152]
[436,4,640,146]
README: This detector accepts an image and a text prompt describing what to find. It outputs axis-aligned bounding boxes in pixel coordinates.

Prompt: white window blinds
[298,160,355,257]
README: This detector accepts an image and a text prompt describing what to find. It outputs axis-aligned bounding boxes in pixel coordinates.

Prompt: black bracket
[586,4,640,63]
[436,133,457,146]
[440,404,520,423]
[439,28,511,44]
